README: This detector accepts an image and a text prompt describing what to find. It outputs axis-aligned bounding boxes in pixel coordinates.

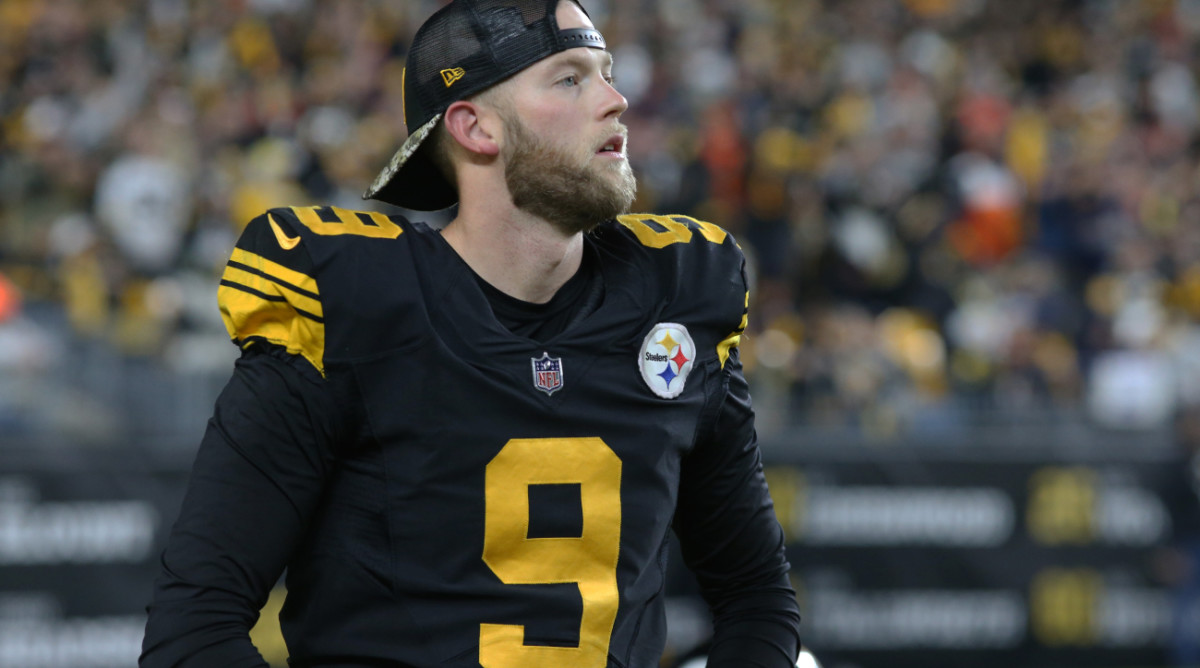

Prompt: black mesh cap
[363,0,606,211]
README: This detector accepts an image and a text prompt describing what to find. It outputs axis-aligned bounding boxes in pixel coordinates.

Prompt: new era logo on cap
[441,68,466,87]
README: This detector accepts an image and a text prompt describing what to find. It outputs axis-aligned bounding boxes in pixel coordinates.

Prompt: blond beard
[501,112,636,236]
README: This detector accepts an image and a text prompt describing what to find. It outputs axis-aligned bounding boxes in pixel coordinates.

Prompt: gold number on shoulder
[617,214,727,248]
[481,437,622,668]
[289,206,402,239]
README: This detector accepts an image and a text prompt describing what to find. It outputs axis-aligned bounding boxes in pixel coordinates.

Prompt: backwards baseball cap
[363,0,606,211]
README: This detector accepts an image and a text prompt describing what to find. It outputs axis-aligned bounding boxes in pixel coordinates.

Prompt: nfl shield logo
[531,352,564,395]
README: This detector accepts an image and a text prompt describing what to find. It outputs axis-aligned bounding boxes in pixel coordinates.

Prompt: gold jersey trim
[219,247,326,376]
[616,214,728,249]
[717,291,749,370]
[288,206,403,239]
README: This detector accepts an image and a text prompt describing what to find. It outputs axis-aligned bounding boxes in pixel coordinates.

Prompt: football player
[140,1,802,666]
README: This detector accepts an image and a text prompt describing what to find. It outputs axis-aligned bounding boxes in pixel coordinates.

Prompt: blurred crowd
[3,0,1200,442]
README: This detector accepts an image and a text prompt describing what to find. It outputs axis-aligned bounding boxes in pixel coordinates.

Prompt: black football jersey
[142,205,798,668]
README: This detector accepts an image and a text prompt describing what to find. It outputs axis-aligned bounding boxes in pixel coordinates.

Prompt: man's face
[494,0,636,235]
[500,106,635,236]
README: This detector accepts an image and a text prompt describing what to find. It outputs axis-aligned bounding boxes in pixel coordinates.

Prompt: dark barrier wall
[0,452,189,668]
[762,446,1200,668]
[1,443,1197,667]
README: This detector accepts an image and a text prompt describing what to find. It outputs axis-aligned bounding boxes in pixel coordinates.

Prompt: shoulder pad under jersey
[217,205,407,375]
[609,213,749,369]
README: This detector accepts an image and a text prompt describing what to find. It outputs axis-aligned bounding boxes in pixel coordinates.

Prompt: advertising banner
[761,455,1200,668]
[1,447,1197,667]
[0,456,188,668]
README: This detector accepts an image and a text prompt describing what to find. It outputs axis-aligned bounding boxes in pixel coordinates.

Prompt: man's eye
[560,75,578,87]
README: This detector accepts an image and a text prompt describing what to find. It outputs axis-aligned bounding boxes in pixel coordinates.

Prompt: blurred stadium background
[1,0,1199,666]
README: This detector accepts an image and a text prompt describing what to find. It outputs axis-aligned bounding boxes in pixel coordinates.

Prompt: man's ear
[443,100,501,157]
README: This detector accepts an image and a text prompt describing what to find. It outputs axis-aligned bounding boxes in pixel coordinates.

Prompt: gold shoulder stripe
[223,260,321,320]
[716,331,741,370]
[228,248,319,298]
[219,287,326,376]
[219,272,323,323]
[717,291,750,370]
[218,248,326,376]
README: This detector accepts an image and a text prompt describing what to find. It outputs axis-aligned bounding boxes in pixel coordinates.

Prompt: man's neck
[441,196,584,305]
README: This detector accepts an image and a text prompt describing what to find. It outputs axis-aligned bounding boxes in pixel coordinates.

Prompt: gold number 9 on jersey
[481,437,622,668]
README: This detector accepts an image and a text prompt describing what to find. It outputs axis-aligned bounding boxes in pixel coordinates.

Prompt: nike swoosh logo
[268,215,301,250]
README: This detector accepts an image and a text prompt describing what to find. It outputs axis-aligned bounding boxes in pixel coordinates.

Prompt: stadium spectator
[2,0,1200,436]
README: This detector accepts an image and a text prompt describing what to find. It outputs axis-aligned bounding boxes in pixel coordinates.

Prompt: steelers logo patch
[639,323,696,399]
